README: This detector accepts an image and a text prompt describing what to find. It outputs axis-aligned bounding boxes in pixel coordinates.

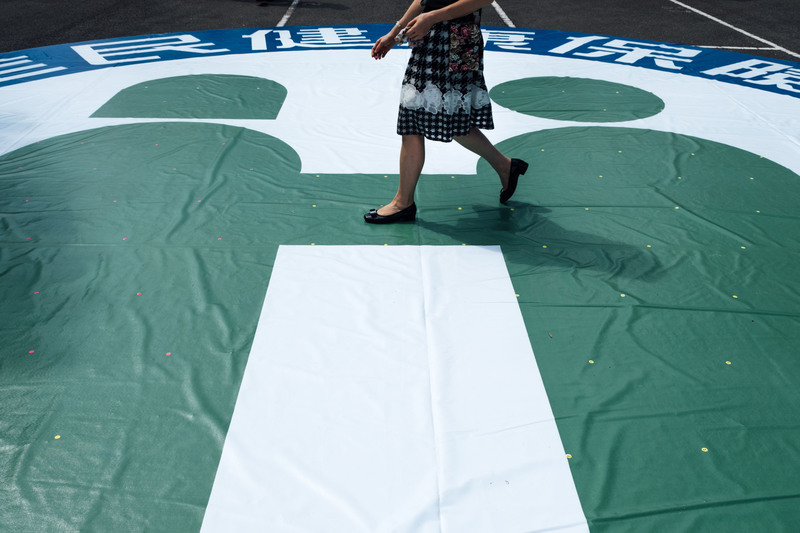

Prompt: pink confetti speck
[166,352,172,356]
[113,200,118,203]
[26,237,31,240]
[173,168,177,171]
[29,350,35,354]
[34,292,39,295]
[123,237,127,241]
[26,199,30,202]
[136,292,142,296]
[197,200,202,203]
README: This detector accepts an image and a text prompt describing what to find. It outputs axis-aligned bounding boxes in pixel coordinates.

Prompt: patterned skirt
[397,12,494,142]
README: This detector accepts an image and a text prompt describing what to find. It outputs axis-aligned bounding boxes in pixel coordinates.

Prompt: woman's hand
[371,33,397,60]
[404,13,434,42]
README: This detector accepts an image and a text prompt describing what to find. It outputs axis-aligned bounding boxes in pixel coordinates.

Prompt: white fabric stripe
[201,245,587,532]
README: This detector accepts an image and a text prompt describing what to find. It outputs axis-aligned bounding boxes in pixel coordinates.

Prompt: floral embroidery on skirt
[449,21,482,72]
[397,11,494,142]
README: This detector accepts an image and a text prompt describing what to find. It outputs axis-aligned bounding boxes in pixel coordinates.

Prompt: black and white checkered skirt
[397,12,494,142]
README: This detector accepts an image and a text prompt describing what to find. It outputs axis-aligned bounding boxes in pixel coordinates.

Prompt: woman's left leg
[378,134,425,216]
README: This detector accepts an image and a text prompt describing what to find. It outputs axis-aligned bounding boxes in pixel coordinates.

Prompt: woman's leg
[378,134,425,216]
[454,127,512,189]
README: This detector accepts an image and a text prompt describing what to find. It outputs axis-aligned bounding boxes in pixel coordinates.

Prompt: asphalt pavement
[3,0,799,62]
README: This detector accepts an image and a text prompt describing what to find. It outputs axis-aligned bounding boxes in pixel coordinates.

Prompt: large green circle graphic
[476,126,800,311]
[490,77,666,122]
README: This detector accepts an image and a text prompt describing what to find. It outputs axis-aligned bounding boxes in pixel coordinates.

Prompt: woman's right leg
[454,127,511,189]
[377,134,425,216]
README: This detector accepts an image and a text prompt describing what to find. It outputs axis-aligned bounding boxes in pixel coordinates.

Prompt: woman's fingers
[371,36,393,59]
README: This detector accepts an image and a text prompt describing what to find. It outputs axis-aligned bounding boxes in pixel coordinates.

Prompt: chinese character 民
[72,35,230,66]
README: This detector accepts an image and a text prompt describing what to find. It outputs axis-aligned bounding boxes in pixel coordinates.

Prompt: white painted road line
[277,0,301,27]
[201,245,588,532]
[671,0,800,59]
[491,1,516,28]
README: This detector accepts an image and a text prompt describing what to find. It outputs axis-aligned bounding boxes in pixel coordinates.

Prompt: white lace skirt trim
[400,82,491,115]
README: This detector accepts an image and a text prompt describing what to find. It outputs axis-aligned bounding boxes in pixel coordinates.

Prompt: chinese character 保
[550,36,701,70]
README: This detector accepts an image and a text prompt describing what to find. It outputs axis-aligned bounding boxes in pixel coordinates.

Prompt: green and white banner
[1,25,799,532]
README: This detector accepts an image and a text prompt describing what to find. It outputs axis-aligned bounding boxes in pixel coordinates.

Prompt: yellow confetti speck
[756,210,761,213]
[750,177,755,180]
[510,208,515,211]
[311,243,316,246]
[732,295,738,299]
[740,246,746,250]
[312,204,317,208]
[54,435,60,440]
[566,454,572,459]
[451,175,455,179]
[674,206,680,210]
[726,361,732,365]
[315,174,320,178]
[542,245,547,249]
[677,176,682,180]
[701,448,709,452]
[458,207,462,210]
[585,207,589,211]
[620,293,626,297]
[589,360,595,364]
[515,294,520,298]
[646,244,652,248]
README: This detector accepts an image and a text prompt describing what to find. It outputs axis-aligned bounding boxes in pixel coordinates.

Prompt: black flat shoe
[499,158,529,204]
[364,203,417,224]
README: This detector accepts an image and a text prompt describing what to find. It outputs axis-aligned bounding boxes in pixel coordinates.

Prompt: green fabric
[2,77,800,531]
[91,75,287,119]
[490,77,665,122]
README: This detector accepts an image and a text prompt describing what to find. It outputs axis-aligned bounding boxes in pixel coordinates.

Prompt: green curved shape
[0,121,303,530]
[476,125,800,530]
[490,77,665,122]
[91,74,287,119]
[3,119,800,531]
